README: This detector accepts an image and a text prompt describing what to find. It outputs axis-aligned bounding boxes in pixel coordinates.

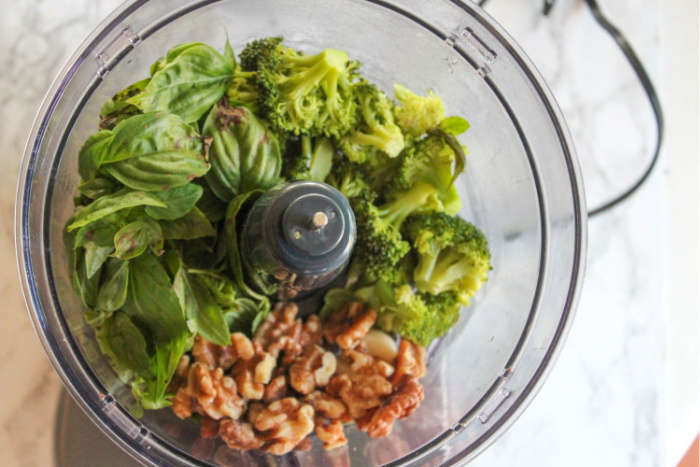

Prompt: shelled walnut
[170,302,427,456]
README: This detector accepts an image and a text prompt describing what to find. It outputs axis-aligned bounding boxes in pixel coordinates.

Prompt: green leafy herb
[120,252,190,406]
[224,190,273,298]
[99,78,150,130]
[202,103,282,202]
[72,249,101,309]
[75,211,129,249]
[84,241,113,278]
[78,178,118,200]
[195,181,228,222]
[439,116,470,135]
[160,207,216,240]
[113,217,164,260]
[186,273,236,345]
[67,189,166,231]
[78,112,206,184]
[145,184,203,220]
[95,312,152,381]
[95,257,130,313]
[127,43,234,123]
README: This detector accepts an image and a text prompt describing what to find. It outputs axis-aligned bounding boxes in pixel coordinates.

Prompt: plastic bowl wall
[16,0,586,465]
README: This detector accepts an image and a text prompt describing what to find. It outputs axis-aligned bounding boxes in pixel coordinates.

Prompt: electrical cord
[476,0,665,218]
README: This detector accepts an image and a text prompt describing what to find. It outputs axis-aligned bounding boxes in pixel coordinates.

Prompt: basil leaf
[79,112,205,184]
[72,248,101,309]
[78,178,118,200]
[143,335,188,409]
[122,251,189,343]
[95,257,129,313]
[113,217,164,260]
[224,297,266,335]
[78,130,112,181]
[224,190,273,299]
[99,78,150,130]
[84,241,113,278]
[95,312,152,380]
[145,184,203,220]
[439,116,470,135]
[104,149,209,192]
[127,43,233,123]
[75,211,129,249]
[160,207,216,240]
[177,237,220,270]
[196,181,228,222]
[186,273,232,345]
[203,103,281,202]
[122,252,190,404]
[68,189,166,231]
[103,112,203,165]
[224,36,236,70]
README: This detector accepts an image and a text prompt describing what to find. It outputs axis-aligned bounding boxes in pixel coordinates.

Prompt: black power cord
[477,0,665,218]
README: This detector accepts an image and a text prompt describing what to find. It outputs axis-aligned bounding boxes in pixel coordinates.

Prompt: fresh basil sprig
[67,40,274,413]
[203,102,282,202]
[127,42,234,124]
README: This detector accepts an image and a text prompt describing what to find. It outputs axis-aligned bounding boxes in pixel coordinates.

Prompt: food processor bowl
[15,0,586,465]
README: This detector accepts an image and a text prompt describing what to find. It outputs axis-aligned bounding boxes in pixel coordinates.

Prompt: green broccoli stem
[378,182,438,230]
[419,249,478,295]
[413,249,441,291]
[350,128,398,154]
[285,51,347,101]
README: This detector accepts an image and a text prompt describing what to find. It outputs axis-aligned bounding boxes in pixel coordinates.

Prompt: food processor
[15,0,587,465]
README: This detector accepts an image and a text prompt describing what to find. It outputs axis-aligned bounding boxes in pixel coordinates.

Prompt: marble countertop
[0,0,696,466]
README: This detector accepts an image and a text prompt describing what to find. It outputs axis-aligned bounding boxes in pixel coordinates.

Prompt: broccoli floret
[239,37,284,71]
[405,212,491,305]
[385,134,465,215]
[394,83,445,136]
[419,290,462,340]
[240,37,359,137]
[348,183,441,284]
[282,135,334,182]
[338,83,405,162]
[326,158,371,199]
[377,182,443,231]
[350,191,410,283]
[353,282,459,347]
[226,70,259,111]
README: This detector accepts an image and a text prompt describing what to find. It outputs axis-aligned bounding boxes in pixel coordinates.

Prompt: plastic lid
[263,181,356,276]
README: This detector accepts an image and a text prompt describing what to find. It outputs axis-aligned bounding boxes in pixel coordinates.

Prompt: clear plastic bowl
[15,0,587,465]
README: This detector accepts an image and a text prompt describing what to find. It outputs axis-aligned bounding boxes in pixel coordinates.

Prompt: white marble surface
[0,0,696,466]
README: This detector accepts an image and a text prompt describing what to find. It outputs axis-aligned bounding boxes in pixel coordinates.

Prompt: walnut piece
[303,391,348,421]
[255,302,301,346]
[289,345,337,394]
[219,419,263,451]
[343,348,394,379]
[192,333,254,371]
[356,375,424,438]
[323,301,377,350]
[200,417,220,439]
[327,372,392,419]
[393,338,426,385]
[232,349,276,400]
[263,375,288,404]
[254,398,315,455]
[173,363,246,421]
[315,417,347,450]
